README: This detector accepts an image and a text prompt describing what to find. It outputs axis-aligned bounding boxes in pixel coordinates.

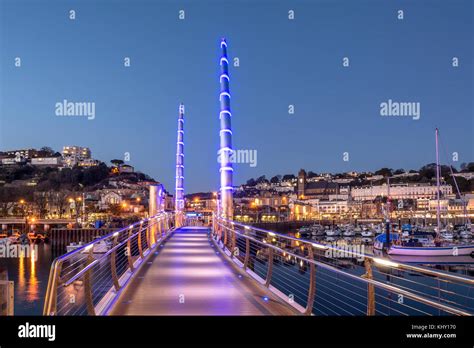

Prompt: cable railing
[212,215,474,316]
[43,212,175,316]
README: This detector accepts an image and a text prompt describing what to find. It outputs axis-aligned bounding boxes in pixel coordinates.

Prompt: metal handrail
[213,215,474,316]
[43,212,175,315]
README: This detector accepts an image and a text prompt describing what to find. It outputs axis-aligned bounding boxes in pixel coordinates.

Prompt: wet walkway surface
[111,227,296,315]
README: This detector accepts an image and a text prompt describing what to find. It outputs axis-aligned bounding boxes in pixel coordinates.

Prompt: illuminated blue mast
[175,103,185,226]
[218,38,234,220]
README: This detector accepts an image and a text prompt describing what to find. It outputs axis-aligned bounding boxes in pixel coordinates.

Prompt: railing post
[127,226,134,271]
[110,234,120,292]
[43,261,63,315]
[304,244,316,315]
[265,246,274,287]
[7,281,13,315]
[137,223,144,259]
[84,249,96,316]
[223,222,228,247]
[230,223,236,253]
[157,218,162,242]
[243,233,250,270]
[144,220,150,250]
[364,257,375,316]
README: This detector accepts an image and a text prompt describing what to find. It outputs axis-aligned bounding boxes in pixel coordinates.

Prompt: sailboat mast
[435,128,441,235]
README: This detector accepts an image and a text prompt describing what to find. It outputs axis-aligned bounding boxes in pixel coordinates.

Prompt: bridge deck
[111,227,297,315]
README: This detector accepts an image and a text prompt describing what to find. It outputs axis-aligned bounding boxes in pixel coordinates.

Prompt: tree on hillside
[282,174,296,181]
[111,159,124,167]
[460,162,474,172]
[246,178,256,186]
[270,175,281,184]
[374,168,393,177]
[256,175,269,184]
[34,193,49,218]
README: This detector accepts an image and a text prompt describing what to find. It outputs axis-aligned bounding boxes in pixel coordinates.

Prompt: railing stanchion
[138,223,144,259]
[231,224,236,253]
[265,246,274,287]
[145,220,150,250]
[84,248,96,315]
[127,226,134,271]
[304,244,316,315]
[111,234,120,291]
[157,218,162,243]
[244,233,250,270]
[44,261,62,315]
[223,221,228,247]
[364,257,376,316]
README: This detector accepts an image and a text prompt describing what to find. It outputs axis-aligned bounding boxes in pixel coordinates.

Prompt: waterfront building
[186,192,217,212]
[351,183,453,201]
[5,148,37,159]
[297,169,339,199]
[1,157,26,165]
[31,157,62,167]
[118,164,134,173]
[62,145,92,167]
[77,158,100,167]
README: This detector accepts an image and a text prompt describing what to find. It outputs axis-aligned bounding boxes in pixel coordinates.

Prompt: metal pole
[175,103,185,227]
[435,128,441,238]
[218,38,234,221]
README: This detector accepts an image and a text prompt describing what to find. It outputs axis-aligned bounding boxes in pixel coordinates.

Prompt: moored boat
[342,229,355,237]
[388,243,474,256]
[386,129,474,257]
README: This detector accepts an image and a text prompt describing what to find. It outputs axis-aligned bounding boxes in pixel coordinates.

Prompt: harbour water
[2,243,55,315]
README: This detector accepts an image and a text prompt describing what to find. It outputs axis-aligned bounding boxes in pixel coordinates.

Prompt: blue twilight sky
[0,0,472,193]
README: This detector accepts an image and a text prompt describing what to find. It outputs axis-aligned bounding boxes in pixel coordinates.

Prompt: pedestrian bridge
[43,38,474,317]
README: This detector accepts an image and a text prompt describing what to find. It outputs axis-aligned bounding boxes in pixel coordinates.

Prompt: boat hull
[388,244,474,256]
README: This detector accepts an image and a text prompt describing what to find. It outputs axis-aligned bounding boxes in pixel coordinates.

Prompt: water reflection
[15,245,40,304]
[5,243,52,315]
